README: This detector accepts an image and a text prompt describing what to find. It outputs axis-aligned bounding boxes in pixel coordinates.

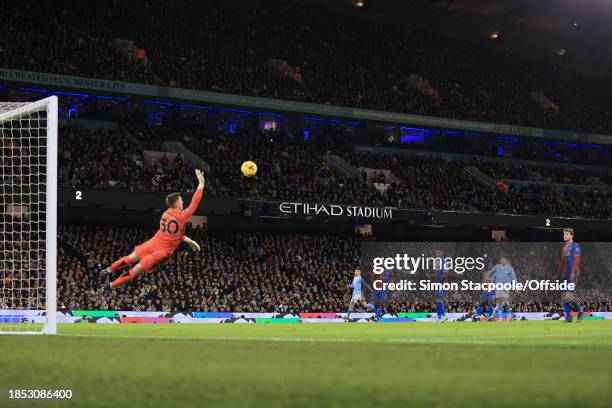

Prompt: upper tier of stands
[2,0,612,135]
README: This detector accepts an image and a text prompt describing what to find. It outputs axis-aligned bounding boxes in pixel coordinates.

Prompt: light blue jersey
[488,263,517,320]
[350,275,372,304]
[351,276,364,295]
[488,264,517,285]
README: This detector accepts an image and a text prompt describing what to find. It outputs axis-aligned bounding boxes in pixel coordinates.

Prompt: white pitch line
[54,333,612,347]
[55,333,372,344]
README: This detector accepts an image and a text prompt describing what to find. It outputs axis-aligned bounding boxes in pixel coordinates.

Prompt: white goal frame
[0,96,57,335]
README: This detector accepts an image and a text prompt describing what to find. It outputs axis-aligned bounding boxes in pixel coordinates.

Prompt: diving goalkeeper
[103,169,205,288]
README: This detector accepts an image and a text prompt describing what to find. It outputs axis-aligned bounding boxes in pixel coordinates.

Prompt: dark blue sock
[435,301,444,318]
[563,301,571,319]
[476,305,483,316]
[375,307,382,318]
[487,305,494,318]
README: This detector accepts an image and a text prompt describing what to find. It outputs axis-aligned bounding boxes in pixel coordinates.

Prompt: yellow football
[241,161,257,177]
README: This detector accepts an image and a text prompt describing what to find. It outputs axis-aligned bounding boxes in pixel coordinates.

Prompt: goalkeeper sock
[108,256,134,272]
[111,268,138,288]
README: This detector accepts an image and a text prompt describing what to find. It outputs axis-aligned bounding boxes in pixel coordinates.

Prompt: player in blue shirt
[554,228,584,323]
[347,268,374,319]
[488,254,517,321]
[475,270,495,320]
[372,268,394,319]
[432,249,449,322]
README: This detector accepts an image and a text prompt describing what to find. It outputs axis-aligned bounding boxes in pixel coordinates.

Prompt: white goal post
[0,96,57,335]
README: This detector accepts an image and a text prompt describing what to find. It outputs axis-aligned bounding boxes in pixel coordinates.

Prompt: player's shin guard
[110,267,139,288]
[108,256,135,272]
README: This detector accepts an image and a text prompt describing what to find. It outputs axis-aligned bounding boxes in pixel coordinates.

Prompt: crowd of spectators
[56,225,363,313]
[353,132,611,166]
[346,151,612,218]
[2,222,610,314]
[186,128,389,205]
[2,0,612,134]
[476,161,610,185]
[58,125,194,192]
[1,2,154,84]
[3,225,594,314]
[55,124,612,219]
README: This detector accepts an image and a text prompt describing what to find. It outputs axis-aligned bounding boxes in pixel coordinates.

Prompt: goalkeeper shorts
[134,239,174,272]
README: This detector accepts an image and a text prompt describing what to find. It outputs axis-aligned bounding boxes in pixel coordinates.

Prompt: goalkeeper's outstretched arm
[182,169,206,220]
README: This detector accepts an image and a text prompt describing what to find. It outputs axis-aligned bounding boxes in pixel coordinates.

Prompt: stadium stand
[44,225,611,314]
[2,0,612,134]
[54,123,611,219]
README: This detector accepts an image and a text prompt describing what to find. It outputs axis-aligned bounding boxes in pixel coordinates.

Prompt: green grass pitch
[1,321,611,408]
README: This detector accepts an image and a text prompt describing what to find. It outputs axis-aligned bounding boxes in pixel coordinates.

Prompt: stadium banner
[1,67,610,145]
[58,187,241,214]
[4,310,611,324]
[57,187,612,230]
[360,242,611,307]
[277,201,395,220]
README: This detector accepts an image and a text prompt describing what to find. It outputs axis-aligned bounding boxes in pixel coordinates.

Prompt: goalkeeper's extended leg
[111,264,145,288]
[105,252,139,273]
[110,249,168,288]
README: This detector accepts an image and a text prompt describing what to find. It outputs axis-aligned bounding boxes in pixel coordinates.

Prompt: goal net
[0,96,57,335]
